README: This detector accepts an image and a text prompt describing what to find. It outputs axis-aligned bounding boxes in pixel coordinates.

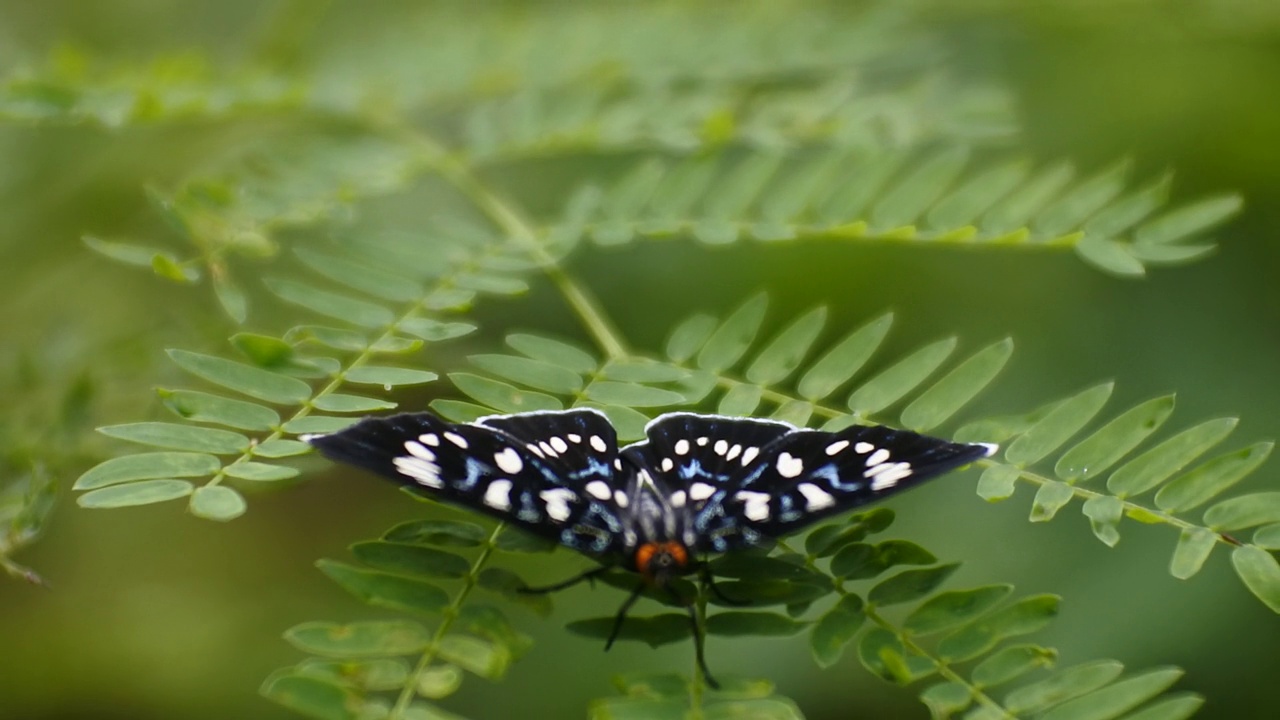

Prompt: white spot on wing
[404,440,436,461]
[614,458,623,470]
[539,488,577,522]
[585,480,611,500]
[735,490,771,521]
[797,482,836,511]
[590,435,607,452]
[661,457,674,472]
[299,433,324,443]
[550,436,569,454]
[741,446,759,465]
[977,442,999,457]
[714,440,728,456]
[726,444,742,461]
[393,456,442,488]
[539,441,558,458]
[776,452,804,478]
[421,433,440,447]
[526,443,545,458]
[696,437,709,446]
[614,490,629,507]
[870,462,913,490]
[854,441,874,454]
[568,433,582,443]
[689,482,716,501]
[867,448,891,467]
[670,490,687,508]
[484,479,513,510]
[494,447,523,474]
[675,439,690,455]
[825,440,850,456]
[444,432,468,449]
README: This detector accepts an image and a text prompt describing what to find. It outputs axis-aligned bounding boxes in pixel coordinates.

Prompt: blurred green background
[2,1,1279,718]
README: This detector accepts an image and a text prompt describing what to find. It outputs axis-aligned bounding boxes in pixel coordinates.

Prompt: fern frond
[263,519,539,720]
[548,151,1240,275]
[965,386,1280,613]
[462,73,1016,164]
[72,231,550,519]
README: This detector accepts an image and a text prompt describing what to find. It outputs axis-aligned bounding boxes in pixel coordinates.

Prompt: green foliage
[558,151,1239,276]
[9,1,1273,717]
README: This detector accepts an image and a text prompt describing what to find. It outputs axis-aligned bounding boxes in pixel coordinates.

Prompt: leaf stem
[390,522,505,719]
[374,118,629,360]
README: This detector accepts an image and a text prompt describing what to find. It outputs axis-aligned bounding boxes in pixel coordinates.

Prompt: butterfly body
[306,408,995,686]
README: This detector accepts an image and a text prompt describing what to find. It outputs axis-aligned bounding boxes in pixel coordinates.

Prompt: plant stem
[378,118,629,360]
[390,523,504,719]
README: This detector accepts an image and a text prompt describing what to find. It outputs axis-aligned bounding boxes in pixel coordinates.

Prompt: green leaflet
[167,349,312,405]
[1054,395,1176,482]
[847,337,957,415]
[189,486,246,521]
[97,422,250,454]
[157,388,281,431]
[75,452,221,490]
[900,338,1013,432]
[285,620,433,656]
[745,306,827,386]
[697,293,769,372]
[1005,383,1114,466]
[796,312,893,401]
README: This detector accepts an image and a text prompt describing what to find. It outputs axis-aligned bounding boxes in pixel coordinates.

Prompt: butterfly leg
[519,565,612,594]
[664,584,721,690]
[698,563,750,607]
[604,583,646,651]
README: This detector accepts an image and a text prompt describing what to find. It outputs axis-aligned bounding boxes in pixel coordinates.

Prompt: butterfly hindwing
[306,410,630,558]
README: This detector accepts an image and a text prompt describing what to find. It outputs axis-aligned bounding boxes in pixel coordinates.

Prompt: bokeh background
[2,1,1279,718]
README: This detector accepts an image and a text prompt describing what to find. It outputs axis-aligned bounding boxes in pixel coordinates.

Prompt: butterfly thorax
[632,540,690,585]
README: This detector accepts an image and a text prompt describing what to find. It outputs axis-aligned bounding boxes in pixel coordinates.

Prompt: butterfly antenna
[519,565,612,595]
[665,583,720,690]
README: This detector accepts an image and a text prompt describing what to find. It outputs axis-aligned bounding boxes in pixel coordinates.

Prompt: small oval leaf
[78,479,194,508]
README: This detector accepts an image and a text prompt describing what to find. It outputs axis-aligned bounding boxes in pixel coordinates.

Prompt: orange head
[633,541,690,585]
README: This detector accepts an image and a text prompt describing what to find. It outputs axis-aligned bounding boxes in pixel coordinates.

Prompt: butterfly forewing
[306,410,631,558]
[689,422,996,551]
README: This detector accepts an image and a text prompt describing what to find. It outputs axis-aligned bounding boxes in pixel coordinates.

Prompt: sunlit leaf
[900,338,1012,432]
[697,293,768,372]
[1153,442,1272,513]
[938,595,1060,662]
[1107,418,1237,497]
[266,278,395,328]
[1004,660,1125,715]
[288,621,430,658]
[98,422,250,454]
[78,479,194,508]
[1039,667,1183,720]
[168,349,312,404]
[311,394,397,413]
[75,452,220,490]
[1005,383,1113,466]
[666,314,719,364]
[1134,195,1242,246]
[1055,396,1175,482]
[346,366,438,387]
[506,334,598,374]
[1231,545,1280,613]
[470,354,584,394]
[745,306,827,386]
[971,644,1057,687]
[451,373,562,413]
[847,337,956,415]
[868,564,958,606]
[157,388,281,431]
[189,485,246,521]
[260,672,359,720]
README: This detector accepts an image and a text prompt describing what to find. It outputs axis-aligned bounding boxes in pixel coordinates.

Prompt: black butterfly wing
[306,410,631,558]
[659,420,995,553]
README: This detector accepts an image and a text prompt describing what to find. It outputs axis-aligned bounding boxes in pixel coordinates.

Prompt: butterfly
[305,409,996,687]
